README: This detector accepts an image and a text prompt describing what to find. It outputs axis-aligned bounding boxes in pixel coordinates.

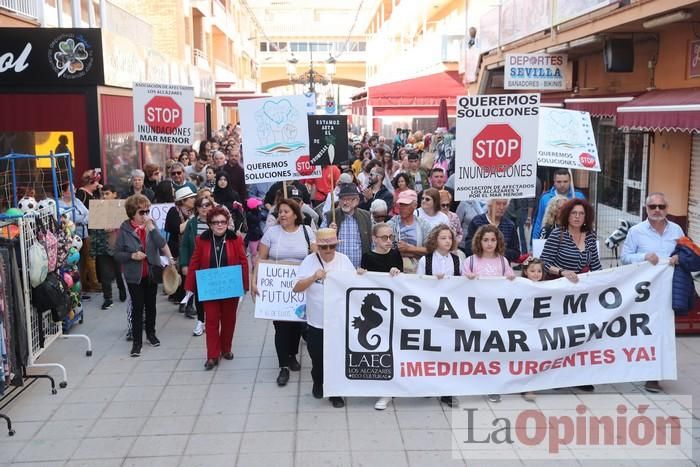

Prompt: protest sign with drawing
[538,107,600,171]
[254,260,306,322]
[323,263,676,397]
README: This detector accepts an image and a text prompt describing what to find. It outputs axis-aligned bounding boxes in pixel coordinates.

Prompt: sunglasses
[318,244,336,250]
[375,235,394,241]
[647,204,667,210]
[137,209,150,216]
[422,197,433,201]
[210,220,227,226]
[440,203,450,208]
[171,171,183,175]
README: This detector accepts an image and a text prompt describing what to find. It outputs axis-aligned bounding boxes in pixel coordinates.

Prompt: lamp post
[286,49,336,94]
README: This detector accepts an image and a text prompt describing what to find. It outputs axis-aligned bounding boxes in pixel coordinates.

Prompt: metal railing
[0,0,38,19]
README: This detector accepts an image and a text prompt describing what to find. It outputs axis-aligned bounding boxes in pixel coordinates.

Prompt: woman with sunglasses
[179,193,214,333]
[252,199,316,387]
[417,188,449,231]
[115,194,175,357]
[293,228,356,408]
[439,189,463,245]
[185,206,249,370]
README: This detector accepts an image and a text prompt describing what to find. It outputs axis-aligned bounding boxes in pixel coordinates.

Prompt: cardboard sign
[537,107,600,171]
[87,199,127,229]
[133,82,195,145]
[308,115,349,166]
[254,260,306,321]
[196,265,244,301]
[239,95,320,183]
[88,201,173,230]
[505,53,568,90]
[454,94,540,200]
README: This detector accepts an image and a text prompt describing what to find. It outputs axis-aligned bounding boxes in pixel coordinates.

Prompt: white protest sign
[149,203,174,230]
[505,53,568,90]
[239,95,320,184]
[133,82,194,145]
[538,107,600,171]
[254,260,306,322]
[323,264,676,397]
[455,94,540,200]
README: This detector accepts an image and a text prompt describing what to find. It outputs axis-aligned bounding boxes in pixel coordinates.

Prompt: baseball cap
[396,190,418,205]
[289,186,303,200]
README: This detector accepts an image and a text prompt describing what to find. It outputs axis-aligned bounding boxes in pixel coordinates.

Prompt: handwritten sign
[196,265,244,301]
[149,203,174,230]
[254,260,306,321]
[537,107,600,171]
[308,115,348,166]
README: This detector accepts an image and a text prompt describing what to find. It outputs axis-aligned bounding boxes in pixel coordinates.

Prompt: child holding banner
[416,224,462,408]
[463,224,515,403]
[520,256,545,402]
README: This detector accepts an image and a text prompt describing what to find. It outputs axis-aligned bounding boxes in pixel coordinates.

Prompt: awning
[616,88,700,132]
[368,71,464,107]
[373,106,456,117]
[564,96,636,117]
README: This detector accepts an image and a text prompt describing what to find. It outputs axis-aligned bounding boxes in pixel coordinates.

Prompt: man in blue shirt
[621,192,682,393]
[532,169,585,242]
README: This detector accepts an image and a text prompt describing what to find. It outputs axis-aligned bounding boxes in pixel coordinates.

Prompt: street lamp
[287,50,336,94]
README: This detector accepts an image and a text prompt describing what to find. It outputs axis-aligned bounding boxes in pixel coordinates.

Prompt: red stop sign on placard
[296,155,315,176]
[144,96,182,132]
[472,123,521,171]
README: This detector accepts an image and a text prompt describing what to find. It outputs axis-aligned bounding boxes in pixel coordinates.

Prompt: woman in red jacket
[186,206,249,370]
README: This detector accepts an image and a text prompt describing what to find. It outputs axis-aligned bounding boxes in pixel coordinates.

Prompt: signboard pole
[330,168,336,225]
[283,180,288,199]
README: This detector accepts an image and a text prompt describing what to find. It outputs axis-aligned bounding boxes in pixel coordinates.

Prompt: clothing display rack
[0,153,92,436]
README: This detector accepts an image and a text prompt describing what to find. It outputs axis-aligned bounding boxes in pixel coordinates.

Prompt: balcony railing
[0,0,39,19]
[194,48,210,70]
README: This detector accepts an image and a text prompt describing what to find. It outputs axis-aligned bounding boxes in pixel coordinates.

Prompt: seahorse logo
[352,293,386,350]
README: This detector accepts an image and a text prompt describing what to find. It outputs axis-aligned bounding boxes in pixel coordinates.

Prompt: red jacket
[185,229,250,293]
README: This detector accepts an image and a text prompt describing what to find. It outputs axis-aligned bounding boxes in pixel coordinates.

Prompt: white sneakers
[193,320,204,336]
[374,397,392,410]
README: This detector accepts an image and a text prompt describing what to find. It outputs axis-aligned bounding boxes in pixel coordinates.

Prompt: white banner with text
[323,263,676,397]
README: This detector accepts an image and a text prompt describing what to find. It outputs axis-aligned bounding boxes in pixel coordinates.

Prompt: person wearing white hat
[293,228,355,408]
[165,186,196,307]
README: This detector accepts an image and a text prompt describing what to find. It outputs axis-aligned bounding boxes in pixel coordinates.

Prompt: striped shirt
[540,227,602,273]
[336,214,363,267]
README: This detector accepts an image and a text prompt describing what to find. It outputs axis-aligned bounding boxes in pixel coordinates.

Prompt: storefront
[0,28,104,179]
[0,27,215,192]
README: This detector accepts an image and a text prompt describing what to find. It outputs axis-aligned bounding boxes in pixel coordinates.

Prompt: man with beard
[321,183,372,268]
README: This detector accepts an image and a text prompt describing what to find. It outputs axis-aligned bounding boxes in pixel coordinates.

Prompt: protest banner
[254,260,306,322]
[505,53,568,90]
[308,115,349,166]
[323,263,676,397]
[133,82,194,145]
[538,107,600,171]
[196,265,244,301]
[239,95,321,183]
[454,94,540,200]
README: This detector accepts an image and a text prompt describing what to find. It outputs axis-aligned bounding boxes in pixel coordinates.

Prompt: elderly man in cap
[386,189,431,272]
[321,183,372,268]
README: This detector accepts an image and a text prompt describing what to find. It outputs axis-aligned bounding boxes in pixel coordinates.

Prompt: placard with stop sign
[133,82,194,146]
[537,107,600,172]
[455,93,540,201]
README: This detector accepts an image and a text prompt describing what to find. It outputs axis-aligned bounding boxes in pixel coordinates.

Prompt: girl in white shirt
[416,225,462,277]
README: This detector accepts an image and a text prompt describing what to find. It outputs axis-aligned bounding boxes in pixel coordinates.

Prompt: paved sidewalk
[1,292,699,467]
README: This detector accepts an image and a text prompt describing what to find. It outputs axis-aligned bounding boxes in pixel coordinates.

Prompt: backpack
[425,252,460,276]
[28,242,49,288]
[32,271,72,322]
